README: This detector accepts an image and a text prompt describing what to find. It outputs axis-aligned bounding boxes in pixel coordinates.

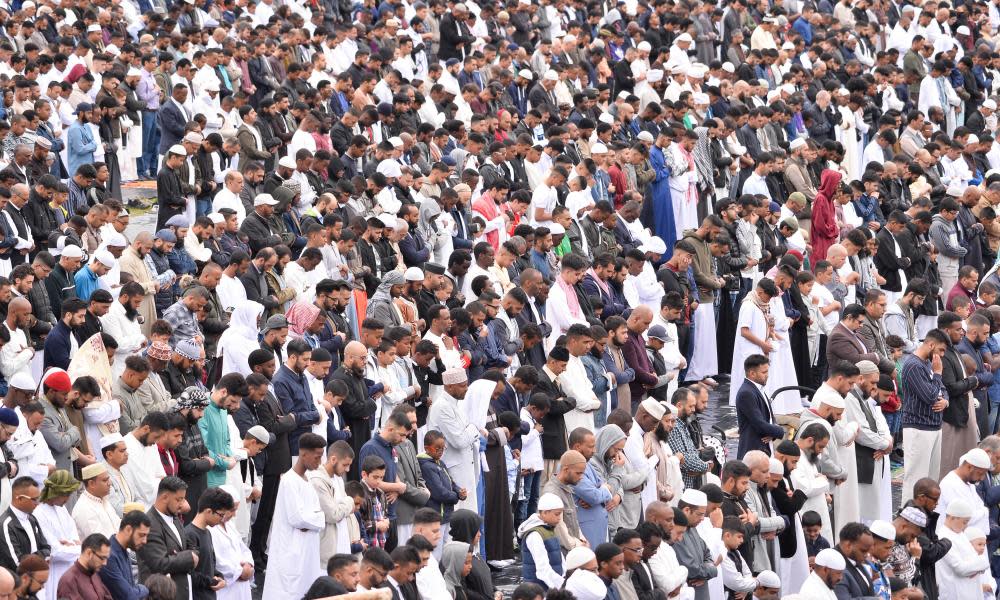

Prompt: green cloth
[198,401,231,487]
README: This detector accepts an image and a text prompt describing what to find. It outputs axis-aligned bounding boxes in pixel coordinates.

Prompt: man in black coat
[138,477,198,600]
[528,75,560,117]
[532,346,577,473]
[874,213,914,296]
[438,6,475,62]
[735,355,784,458]
[331,341,376,480]
[0,477,49,572]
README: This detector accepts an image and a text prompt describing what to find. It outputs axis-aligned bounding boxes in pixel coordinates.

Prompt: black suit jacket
[735,380,785,458]
[874,228,909,292]
[256,391,295,476]
[528,82,558,116]
[533,372,576,460]
[137,509,197,600]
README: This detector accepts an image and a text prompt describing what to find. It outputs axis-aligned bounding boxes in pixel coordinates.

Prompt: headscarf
[372,271,406,304]
[440,541,471,597]
[464,378,497,431]
[448,509,482,544]
[217,300,265,375]
[286,301,321,337]
[590,424,626,478]
[418,197,443,241]
[40,469,80,502]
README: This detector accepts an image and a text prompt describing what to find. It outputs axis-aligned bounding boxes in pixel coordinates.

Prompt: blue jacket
[66,122,96,178]
[271,364,320,454]
[326,405,351,443]
[100,536,148,600]
[399,231,430,268]
[418,453,461,523]
[73,265,101,302]
[582,353,612,428]
[602,348,635,414]
[43,321,74,371]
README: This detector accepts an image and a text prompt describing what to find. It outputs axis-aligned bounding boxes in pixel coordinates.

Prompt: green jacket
[198,401,231,487]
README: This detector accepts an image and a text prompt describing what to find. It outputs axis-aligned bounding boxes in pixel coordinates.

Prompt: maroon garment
[57,562,113,600]
[622,329,658,405]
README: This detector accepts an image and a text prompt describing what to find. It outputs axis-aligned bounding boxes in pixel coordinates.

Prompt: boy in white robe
[211,486,255,600]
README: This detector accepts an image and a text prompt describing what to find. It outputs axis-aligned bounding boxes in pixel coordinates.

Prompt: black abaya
[484,409,515,562]
[449,510,497,600]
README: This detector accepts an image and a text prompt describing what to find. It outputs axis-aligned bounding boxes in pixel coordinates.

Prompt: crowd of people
[1,0,1000,598]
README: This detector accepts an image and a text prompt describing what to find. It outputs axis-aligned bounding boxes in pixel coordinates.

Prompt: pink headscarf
[285,302,322,337]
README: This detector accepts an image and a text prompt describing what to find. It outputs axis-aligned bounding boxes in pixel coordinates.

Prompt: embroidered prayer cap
[174,339,202,361]
[815,548,846,570]
[899,506,927,528]
[176,386,210,410]
[40,470,79,501]
[81,463,107,480]
[148,341,172,361]
[441,368,468,385]
[856,360,879,375]
[246,425,274,446]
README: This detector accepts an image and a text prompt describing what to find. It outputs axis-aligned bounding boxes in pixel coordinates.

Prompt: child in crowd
[802,510,831,568]
[517,393,549,530]
[344,480,370,556]
[358,455,390,549]
[517,492,567,590]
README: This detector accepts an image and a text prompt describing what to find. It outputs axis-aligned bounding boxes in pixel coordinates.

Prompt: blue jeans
[196,196,213,217]
[141,110,160,176]
[516,470,541,529]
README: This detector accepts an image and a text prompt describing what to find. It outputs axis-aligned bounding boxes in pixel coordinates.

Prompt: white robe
[791,454,832,544]
[937,525,992,600]
[729,299,769,405]
[799,571,838,600]
[697,519,725,600]
[426,391,480,512]
[831,414,861,536]
[937,470,991,536]
[261,470,325,600]
[836,105,861,181]
[767,295,800,414]
[560,355,601,433]
[7,425,54,486]
[120,432,165,507]
[211,520,254,600]
[846,391,893,523]
[624,262,665,314]
[71,491,121,538]
[545,278,588,351]
[35,502,80,600]
[778,492,810,595]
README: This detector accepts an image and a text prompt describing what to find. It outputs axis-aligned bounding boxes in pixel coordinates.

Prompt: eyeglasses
[17,494,39,503]
[623,545,643,554]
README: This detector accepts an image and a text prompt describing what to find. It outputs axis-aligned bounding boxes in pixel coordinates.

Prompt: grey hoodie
[928,213,966,278]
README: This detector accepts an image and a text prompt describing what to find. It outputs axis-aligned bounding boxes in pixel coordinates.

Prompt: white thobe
[427,392,480,512]
[261,470,325,600]
[799,571,838,600]
[71,491,120,538]
[82,400,121,462]
[120,432,165,506]
[217,274,248,312]
[791,453,832,543]
[211,520,254,600]
[545,278,588,350]
[7,424,54,486]
[623,262,664,313]
[937,470,990,536]
[937,525,992,600]
[846,391,894,523]
[559,355,601,432]
[35,502,81,600]
[416,555,451,599]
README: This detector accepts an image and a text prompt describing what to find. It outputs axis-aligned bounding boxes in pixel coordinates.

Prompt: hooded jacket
[810,169,842,262]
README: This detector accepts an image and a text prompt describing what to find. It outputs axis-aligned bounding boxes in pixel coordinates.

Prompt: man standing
[0,477,49,571]
[939,312,984,475]
[673,488,718,600]
[99,510,151,600]
[847,361,894,524]
[799,548,845,600]
[138,477,198,600]
[936,448,991,535]
[56,533,114,600]
[735,354,784,457]
[72,463,121,538]
[426,368,483,513]
[199,373,247,488]
[260,432,326,600]
[901,329,949,502]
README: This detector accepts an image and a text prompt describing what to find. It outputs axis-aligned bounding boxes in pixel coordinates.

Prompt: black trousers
[249,473,280,564]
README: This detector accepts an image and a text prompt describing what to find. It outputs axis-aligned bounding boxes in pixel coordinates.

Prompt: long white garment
[261,470,325,600]
[936,524,992,600]
[697,518,725,600]
[669,144,699,234]
[120,432,166,507]
[624,262,665,314]
[545,277,588,351]
[426,391,480,512]
[791,453,833,544]
[415,554,451,599]
[779,507,810,594]
[836,104,861,181]
[7,423,55,486]
[218,301,265,377]
[799,571,838,600]
[729,300,768,405]
[767,295,800,415]
[100,301,146,378]
[71,491,121,538]
[211,520,254,600]
[82,401,121,463]
[560,355,601,433]
[35,502,80,600]
[623,421,657,509]
[685,303,717,382]
[225,416,250,536]
[218,274,249,311]
[831,416,861,537]
[846,392,894,524]
[648,535,690,598]
[937,470,990,535]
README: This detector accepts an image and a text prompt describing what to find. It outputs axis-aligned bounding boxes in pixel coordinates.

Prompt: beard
[825,415,837,426]
[125,305,139,320]
[654,423,670,443]
[349,364,365,378]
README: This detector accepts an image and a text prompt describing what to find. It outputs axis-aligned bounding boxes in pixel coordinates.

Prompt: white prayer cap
[183,132,204,144]
[856,360,879,375]
[671,63,686,75]
[598,112,615,125]
[680,488,708,506]
[781,83,796,95]
[837,87,850,97]
[687,64,706,78]
[637,131,655,143]
[676,33,693,43]
[961,448,992,469]
[617,90,631,100]
[766,90,780,103]
[404,267,424,282]
[208,212,225,225]
[538,492,564,511]
[168,144,187,156]
[768,457,784,475]
[376,159,402,178]
[665,402,678,415]
[592,39,605,49]
[389,136,404,148]
[969,134,981,144]
[640,398,667,419]
[638,236,667,255]
[591,143,608,155]
[901,4,917,12]
[61,244,84,259]
[518,69,534,80]
[548,223,566,235]
[126,67,142,78]
[565,571,605,600]
[817,392,845,409]
[543,70,559,81]
[637,41,651,52]
[781,41,796,50]
[646,69,664,83]
[21,1,34,9]
[93,249,116,269]
[815,548,846,570]
[8,372,34,391]
[946,499,974,518]
[789,138,807,151]
[378,214,397,229]
[99,433,124,449]
[565,546,596,571]
[985,99,998,111]
[947,182,966,197]
[86,23,101,32]
[957,25,971,35]
[757,79,770,88]
[693,93,710,105]
[869,520,896,541]
[442,79,461,96]
[966,526,987,541]
[278,156,297,170]
[564,34,577,43]
[202,78,220,92]
[442,368,468,385]
[757,571,781,588]
[722,62,736,73]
